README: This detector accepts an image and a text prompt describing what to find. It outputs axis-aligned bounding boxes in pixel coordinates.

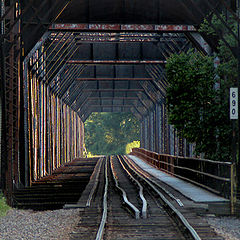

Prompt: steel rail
[122,156,201,240]
[95,157,109,240]
[110,157,140,219]
[124,156,184,207]
[86,157,104,207]
[117,155,147,218]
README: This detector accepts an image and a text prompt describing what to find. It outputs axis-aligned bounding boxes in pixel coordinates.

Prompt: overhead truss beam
[76,78,152,81]
[68,60,166,65]
[50,23,196,32]
[82,89,145,92]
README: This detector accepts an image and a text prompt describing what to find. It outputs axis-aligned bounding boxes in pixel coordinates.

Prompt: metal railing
[131,148,234,199]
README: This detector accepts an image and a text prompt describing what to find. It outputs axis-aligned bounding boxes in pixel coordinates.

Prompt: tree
[166,50,232,161]
[84,112,140,155]
[166,12,238,161]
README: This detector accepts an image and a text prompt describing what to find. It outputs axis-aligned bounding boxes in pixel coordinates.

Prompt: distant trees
[84,112,140,155]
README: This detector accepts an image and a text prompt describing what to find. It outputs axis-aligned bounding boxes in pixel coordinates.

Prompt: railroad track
[70,155,224,240]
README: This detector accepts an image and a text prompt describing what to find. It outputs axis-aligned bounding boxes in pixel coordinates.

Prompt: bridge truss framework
[0,0,239,206]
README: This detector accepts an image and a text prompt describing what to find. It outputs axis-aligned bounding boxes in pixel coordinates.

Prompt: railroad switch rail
[117,156,147,219]
[70,156,224,240]
[110,156,141,219]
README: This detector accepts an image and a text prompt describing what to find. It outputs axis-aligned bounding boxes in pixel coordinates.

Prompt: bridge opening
[84,112,140,156]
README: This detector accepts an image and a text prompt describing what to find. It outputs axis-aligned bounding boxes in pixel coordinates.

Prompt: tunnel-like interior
[1,0,237,206]
[23,24,202,185]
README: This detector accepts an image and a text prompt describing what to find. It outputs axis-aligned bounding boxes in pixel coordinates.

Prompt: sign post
[230,88,238,120]
[230,87,238,215]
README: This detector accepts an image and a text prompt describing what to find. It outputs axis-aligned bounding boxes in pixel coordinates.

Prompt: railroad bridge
[0,0,239,215]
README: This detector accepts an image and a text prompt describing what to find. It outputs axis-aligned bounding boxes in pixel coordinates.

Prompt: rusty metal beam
[76,78,152,81]
[88,97,139,100]
[68,60,166,65]
[82,89,144,92]
[1,2,21,204]
[50,23,196,32]
[78,104,132,116]
[87,104,133,107]
[75,95,139,112]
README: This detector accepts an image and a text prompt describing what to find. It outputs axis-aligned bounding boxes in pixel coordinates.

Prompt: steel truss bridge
[0,0,239,208]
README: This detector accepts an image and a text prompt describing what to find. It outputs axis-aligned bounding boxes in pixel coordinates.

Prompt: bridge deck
[127,155,229,203]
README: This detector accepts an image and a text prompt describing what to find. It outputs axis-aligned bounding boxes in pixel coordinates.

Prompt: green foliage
[199,13,238,85]
[166,51,232,161]
[0,193,11,218]
[126,141,140,154]
[166,11,239,161]
[84,113,140,155]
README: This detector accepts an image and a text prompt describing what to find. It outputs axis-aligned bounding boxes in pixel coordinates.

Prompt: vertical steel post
[0,0,6,189]
[140,121,143,148]
[231,163,237,214]
[236,0,240,215]
[230,0,240,215]
[0,3,1,188]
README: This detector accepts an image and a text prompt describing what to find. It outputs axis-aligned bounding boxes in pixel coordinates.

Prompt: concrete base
[207,202,231,216]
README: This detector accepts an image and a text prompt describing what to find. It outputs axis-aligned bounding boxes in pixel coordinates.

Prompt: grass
[0,193,11,218]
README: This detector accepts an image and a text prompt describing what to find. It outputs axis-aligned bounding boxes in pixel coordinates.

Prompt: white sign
[230,88,238,119]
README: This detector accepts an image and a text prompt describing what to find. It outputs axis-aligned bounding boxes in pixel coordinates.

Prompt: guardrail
[131,148,236,209]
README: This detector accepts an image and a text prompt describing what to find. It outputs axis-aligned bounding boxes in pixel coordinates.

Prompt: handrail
[131,148,233,198]
[134,151,230,182]
[133,148,232,166]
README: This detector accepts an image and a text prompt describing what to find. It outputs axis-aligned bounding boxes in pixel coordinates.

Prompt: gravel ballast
[206,216,240,240]
[0,208,240,239]
[0,208,80,240]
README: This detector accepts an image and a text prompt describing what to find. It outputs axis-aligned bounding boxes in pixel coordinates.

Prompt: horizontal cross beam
[82,89,144,92]
[68,60,166,64]
[50,23,196,32]
[88,104,133,107]
[76,78,152,81]
[88,97,138,100]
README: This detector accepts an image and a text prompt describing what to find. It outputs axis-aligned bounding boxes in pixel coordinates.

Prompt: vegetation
[166,13,237,161]
[0,193,11,218]
[126,141,140,154]
[84,112,140,155]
